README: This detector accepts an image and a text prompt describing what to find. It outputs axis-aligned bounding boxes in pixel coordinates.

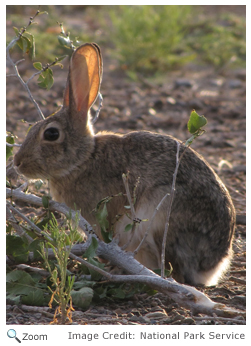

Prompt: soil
[6,6,246,325]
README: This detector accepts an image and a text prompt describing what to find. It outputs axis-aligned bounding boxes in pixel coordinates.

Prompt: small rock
[121,318,128,324]
[166,96,176,105]
[183,317,196,324]
[174,79,193,88]
[144,311,167,320]
[114,308,123,315]
[129,315,140,322]
[210,79,224,87]
[228,79,243,89]
[148,108,156,116]
[142,316,151,323]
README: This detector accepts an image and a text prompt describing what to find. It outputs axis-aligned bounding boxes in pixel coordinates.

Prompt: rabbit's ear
[63,43,102,119]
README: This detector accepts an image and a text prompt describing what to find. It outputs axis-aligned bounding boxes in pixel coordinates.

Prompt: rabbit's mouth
[14,163,41,180]
[14,155,46,180]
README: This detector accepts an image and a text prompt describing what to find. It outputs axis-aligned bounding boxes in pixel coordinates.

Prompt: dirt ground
[6,7,246,325]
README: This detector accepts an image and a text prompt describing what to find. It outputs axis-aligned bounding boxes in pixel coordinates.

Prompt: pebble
[228,79,243,89]
[129,315,139,322]
[166,96,176,105]
[144,311,167,320]
[174,79,194,88]
[121,318,128,324]
[130,309,142,316]
[210,79,224,87]
[114,308,123,315]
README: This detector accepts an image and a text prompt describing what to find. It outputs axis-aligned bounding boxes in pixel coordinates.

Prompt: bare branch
[6,49,45,120]
[122,172,136,218]
[6,187,244,318]
[15,264,50,277]
[7,202,48,240]
[6,142,21,148]
[161,140,181,277]
[6,204,34,243]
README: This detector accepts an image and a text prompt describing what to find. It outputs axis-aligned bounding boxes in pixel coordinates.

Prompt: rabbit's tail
[191,252,232,286]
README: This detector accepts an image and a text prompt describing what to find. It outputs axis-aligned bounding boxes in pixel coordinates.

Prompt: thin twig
[69,252,112,280]
[122,172,136,218]
[6,187,94,237]
[7,202,48,239]
[121,172,138,250]
[134,191,170,255]
[6,49,45,120]
[161,140,181,277]
[6,205,34,243]
[6,142,21,147]
[6,10,45,120]
[15,264,50,277]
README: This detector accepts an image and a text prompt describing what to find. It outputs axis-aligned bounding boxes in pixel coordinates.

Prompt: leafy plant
[107,5,194,73]
[186,13,246,69]
[185,110,207,146]
[39,213,79,324]
[106,5,245,74]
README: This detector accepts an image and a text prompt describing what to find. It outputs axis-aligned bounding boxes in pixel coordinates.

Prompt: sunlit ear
[63,77,70,107]
[67,43,102,114]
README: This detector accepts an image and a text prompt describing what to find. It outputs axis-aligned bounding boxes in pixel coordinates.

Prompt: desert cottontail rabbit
[14,43,235,286]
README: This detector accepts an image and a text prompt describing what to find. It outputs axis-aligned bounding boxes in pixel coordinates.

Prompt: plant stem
[161,140,181,278]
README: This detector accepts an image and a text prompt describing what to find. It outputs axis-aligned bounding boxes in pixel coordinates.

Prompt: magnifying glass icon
[7,329,21,343]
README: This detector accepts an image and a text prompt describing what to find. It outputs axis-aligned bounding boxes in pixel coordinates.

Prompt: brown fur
[14,44,235,286]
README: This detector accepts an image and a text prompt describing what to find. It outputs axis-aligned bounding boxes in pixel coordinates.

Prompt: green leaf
[124,223,133,232]
[13,26,20,36]
[71,287,93,309]
[6,234,29,263]
[58,35,72,48]
[55,55,67,63]
[37,69,54,90]
[37,11,48,16]
[107,287,126,299]
[33,62,42,70]
[96,203,111,242]
[17,36,30,54]
[84,237,99,259]
[21,288,45,306]
[153,262,173,278]
[88,258,105,281]
[42,195,50,208]
[34,179,44,191]
[6,270,45,306]
[73,280,96,290]
[28,239,44,260]
[6,134,15,161]
[187,110,207,134]
[23,32,35,57]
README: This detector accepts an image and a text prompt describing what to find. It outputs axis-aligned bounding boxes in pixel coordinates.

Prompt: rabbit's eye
[44,127,60,141]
